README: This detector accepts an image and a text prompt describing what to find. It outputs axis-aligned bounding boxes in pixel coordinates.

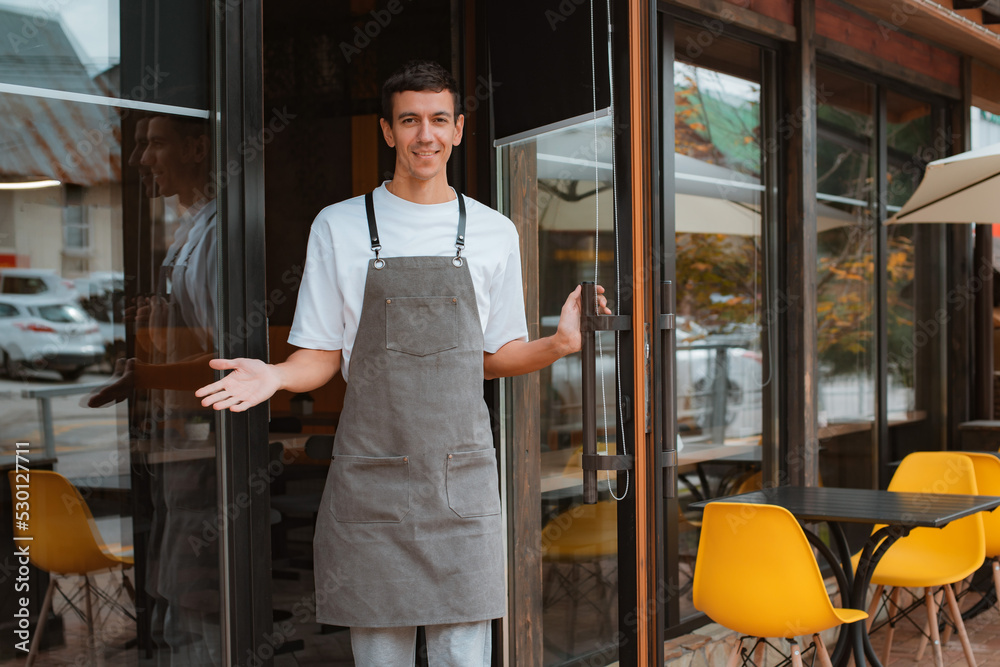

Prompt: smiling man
[196,60,606,667]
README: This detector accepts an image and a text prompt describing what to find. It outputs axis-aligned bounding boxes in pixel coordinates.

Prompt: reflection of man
[141,115,217,351]
[196,61,607,666]
[93,113,219,666]
[127,115,155,199]
[141,114,219,667]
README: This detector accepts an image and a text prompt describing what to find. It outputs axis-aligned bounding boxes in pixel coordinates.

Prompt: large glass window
[815,67,877,490]
[815,68,945,488]
[0,3,223,666]
[885,91,933,416]
[672,24,769,620]
[884,91,943,458]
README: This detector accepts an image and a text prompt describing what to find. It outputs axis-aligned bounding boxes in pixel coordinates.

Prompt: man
[196,61,606,666]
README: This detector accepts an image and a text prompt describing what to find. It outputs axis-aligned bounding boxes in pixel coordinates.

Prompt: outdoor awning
[537,149,856,235]
[889,141,1000,224]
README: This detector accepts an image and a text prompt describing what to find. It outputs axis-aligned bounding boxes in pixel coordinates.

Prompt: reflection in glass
[672,28,767,621]
[815,67,876,491]
[501,116,620,666]
[885,91,934,424]
[0,2,221,666]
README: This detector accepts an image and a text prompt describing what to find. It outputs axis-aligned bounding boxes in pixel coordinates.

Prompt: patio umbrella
[890,141,1000,224]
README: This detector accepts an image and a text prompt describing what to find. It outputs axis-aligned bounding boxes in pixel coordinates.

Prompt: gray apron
[313,191,505,628]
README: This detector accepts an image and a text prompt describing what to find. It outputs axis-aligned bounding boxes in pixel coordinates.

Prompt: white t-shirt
[171,199,217,348]
[288,183,529,381]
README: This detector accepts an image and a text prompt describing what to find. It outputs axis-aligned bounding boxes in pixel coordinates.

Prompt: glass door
[0,2,232,665]
[663,18,777,630]
[498,114,629,667]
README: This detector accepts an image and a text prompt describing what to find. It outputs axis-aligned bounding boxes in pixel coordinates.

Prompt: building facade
[1,1,999,666]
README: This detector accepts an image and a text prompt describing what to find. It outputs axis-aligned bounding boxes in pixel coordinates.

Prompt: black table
[689,485,1000,667]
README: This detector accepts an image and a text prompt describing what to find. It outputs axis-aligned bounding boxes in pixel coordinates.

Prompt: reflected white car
[544,316,764,441]
[0,268,78,299]
[76,271,126,360]
[0,295,104,381]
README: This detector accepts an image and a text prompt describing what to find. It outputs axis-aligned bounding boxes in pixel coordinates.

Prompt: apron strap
[455,194,466,261]
[366,189,467,267]
[364,192,382,266]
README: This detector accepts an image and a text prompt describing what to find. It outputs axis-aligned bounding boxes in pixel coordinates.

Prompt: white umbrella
[890,141,1000,224]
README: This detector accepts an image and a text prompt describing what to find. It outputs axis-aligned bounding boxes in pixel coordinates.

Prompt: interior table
[679,444,761,500]
[688,485,1000,667]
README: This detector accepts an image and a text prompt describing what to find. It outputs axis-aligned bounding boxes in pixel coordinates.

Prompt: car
[75,271,126,364]
[543,315,763,443]
[0,295,104,381]
[0,268,78,299]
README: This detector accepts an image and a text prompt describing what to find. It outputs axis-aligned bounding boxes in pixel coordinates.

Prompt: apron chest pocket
[385,296,458,356]
[446,449,501,518]
[330,455,410,523]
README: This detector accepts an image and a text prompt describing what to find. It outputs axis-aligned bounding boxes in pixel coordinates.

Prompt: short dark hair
[150,114,209,139]
[381,60,461,123]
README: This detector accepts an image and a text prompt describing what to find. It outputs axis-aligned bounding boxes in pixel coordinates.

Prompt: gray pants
[350,621,491,667]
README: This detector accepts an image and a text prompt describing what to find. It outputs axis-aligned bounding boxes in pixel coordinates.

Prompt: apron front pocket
[446,449,501,518]
[330,455,410,523]
[385,296,458,356]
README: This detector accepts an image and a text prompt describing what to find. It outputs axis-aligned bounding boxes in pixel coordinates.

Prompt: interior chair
[677,469,762,595]
[541,499,618,658]
[857,451,985,667]
[268,436,331,568]
[693,501,867,667]
[8,470,135,667]
[267,415,302,434]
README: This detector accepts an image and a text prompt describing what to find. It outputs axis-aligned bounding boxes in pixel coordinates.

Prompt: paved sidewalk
[877,600,1000,667]
[664,594,1000,666]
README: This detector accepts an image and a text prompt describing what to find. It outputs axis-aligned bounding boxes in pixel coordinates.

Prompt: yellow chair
[946,452,1000,632]
[694,502,867,667]
[965,452,1000,601]
[857,452,984,667]
[542,499,618,656]
[8,470,135,666]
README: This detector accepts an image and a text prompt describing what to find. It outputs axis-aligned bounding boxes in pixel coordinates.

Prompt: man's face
[379,89,464,185]
[140,117,205,199]
[128,118,155,198]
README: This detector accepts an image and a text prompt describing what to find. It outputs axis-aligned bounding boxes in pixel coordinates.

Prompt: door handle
[579,281,633,504]
[660,281,677,499]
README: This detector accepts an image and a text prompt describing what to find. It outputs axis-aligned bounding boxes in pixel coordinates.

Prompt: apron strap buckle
[454,195,467,268]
